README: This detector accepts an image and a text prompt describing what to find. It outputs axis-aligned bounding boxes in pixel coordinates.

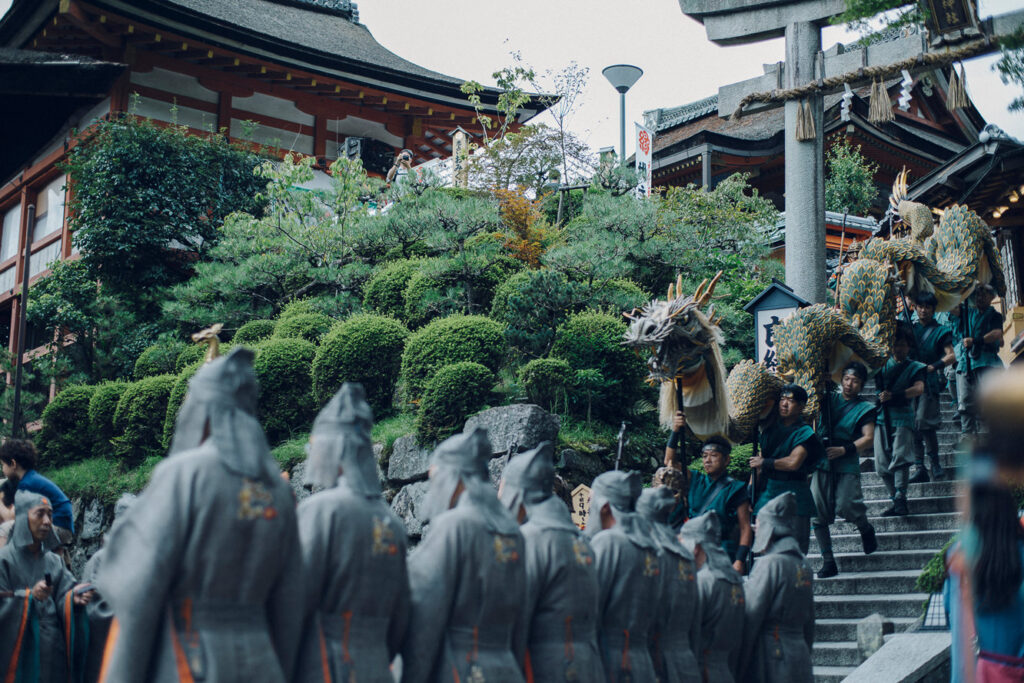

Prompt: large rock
[391,480,430,538]
[557,448,604,483]
[464,404,560,456]
[387,435,431,484]
[79,499,106,542]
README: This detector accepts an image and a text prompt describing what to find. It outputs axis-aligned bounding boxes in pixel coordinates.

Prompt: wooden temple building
[0,0,543,362]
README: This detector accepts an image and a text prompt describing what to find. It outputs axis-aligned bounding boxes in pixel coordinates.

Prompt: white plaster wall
[130,67,218,103]
[233,92,314,127]
[326,115,402,148]
[229,119,313,155]
[135,96,217,132]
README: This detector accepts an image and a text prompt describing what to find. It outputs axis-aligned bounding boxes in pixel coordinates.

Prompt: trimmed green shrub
[162,360,204,449]
[88,381,130,458]
[254,337,317,443]
[590,278,651,313]
[518,358,573,412]
[175,344,207,373]
[312,314,410,413]
[415,362,494,445]
[551,311,646,421]
[363,258,423,320]
[134,342,187,379]
[37,385,97,467]
[233,319,276,345]
[489,270,533,322]
[113,375,176,467]
[273,312,332,344]
[278,298,319,320]
[402,259,510,329]
[400,315,506,402]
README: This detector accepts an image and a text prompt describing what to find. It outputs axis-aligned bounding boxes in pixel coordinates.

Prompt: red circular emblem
[638,131,651,155]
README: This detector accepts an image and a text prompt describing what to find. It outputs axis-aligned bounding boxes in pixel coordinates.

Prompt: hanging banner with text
[635,123,654,198]
[755,307,798,371]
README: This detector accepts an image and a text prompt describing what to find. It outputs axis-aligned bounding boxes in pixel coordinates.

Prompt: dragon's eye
[680,312,690,324]
[644,323,657,336]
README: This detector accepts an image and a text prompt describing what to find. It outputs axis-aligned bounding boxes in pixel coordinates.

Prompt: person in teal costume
[910,291,955,483]
[810,362,878,579]
[874,323,926,516]
[687,436,752,573]
[749,383,823,555]
[954,284,1005,435]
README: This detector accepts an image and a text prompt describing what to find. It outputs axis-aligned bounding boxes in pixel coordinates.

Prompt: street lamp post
[602,64,643,166]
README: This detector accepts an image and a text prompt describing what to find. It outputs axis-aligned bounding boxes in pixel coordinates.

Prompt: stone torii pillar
[678,0,847,304]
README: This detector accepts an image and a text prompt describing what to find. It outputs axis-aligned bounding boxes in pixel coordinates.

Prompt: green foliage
[551,311,647,421]
[312,314,409,413]
[48,456,160,506]
[489,270,533,322]
[134,342,187,379]
[591,278,651,313]
[997,29,1024,113]
[415,362,494,445]
[233,319,276,345]
[175,344,209,373]
[88,381,129,458]
[37,385,97,468]
[400,315,506,402]
[469,123,592,194]
[372,412,416,455]
[825,139,879,215]
[504,269,584,359]
[254,337,317,443]
[273,312,333,344]
[162,360,203,449]
[916,537,956,594]
[270,434,308,474]
[363,259,423,319]
[63,114,264,297]
[461,55,536,142]
[519,358,574,412]
[832,0,924,35]
[112,374,176,467]
[278,298,320,320]
[164,155,378,331]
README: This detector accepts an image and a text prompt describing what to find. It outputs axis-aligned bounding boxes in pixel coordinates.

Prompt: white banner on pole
[635,123,654,197]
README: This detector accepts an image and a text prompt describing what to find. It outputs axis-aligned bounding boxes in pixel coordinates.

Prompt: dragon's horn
[697,271,723,307]
[706,303,716,320]
[693,277,708,303]
[889,167,908,211]
[667,282,675,301]
[675,273,683,296]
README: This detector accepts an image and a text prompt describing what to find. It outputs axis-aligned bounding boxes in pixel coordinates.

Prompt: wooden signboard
[570,484,592,530]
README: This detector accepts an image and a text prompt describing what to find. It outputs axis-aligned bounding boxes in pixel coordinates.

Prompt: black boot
[893,495,909,516]
[818,558,839,579]
[929,454,946,480]
[908,465,929,484]
[860,525,878,555]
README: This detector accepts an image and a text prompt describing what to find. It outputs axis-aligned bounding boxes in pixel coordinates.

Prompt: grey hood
[10,490,60,551]
[680,511,741,584]
[168,347,278,482]
[637,486,693,560]
[586,470,657,550]
[498,441,573,530]
[752,491,803,556]
[303,383,381,497]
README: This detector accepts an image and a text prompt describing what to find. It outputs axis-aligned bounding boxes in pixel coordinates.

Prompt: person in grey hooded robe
[0,490,93,683]
[637,486,702,683]
[95,347,304,683]
[81,492,135,683]
[498,442,605,683]
[680,511,744,683]
[401,426,527,683]
[738,492,814,683]
[294,383,410,683]
[586,470,660,683]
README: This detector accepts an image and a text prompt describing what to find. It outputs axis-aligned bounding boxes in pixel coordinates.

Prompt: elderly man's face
[28,505,52,543]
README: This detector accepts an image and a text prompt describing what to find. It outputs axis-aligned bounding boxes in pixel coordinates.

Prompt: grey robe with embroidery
[0,545,77,683]
[402,495,527,683]
[94,442,304,682]
[516,496,605,683]
[294,478,410,682]
[591,524,661,683]
[694,566,745,683]
[739,537,815,683]
[82,547,111,683]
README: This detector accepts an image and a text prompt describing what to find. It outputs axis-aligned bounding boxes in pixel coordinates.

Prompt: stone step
[812,569,922,596]
[833,511,960,535]
[864,495,957,516]
[809,529,954,555]
[812,640,861,667]
[860,479,960,500]
[813,617,917,642]
[814,593,929,619]
[812,664,858,683]
[806,549,937,572]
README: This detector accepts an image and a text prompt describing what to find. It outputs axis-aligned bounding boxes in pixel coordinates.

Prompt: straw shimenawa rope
[729,38,990,120]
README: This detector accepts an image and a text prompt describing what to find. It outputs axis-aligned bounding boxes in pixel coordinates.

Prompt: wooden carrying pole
[11,204,34,437]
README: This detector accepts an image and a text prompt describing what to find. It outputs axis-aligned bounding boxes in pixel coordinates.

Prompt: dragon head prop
[622,272,724,383]
[889,168,936,244]
[622,272,731,439]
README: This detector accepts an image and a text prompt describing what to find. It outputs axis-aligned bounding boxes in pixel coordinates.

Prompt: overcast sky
[2,0,1021,159]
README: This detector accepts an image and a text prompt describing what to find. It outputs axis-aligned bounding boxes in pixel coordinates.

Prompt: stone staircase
[809,393,963,683]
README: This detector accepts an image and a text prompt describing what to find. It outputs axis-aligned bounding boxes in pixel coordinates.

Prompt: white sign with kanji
[635,123,654,198]
[755,307,797,371]
[570,484,591,530]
